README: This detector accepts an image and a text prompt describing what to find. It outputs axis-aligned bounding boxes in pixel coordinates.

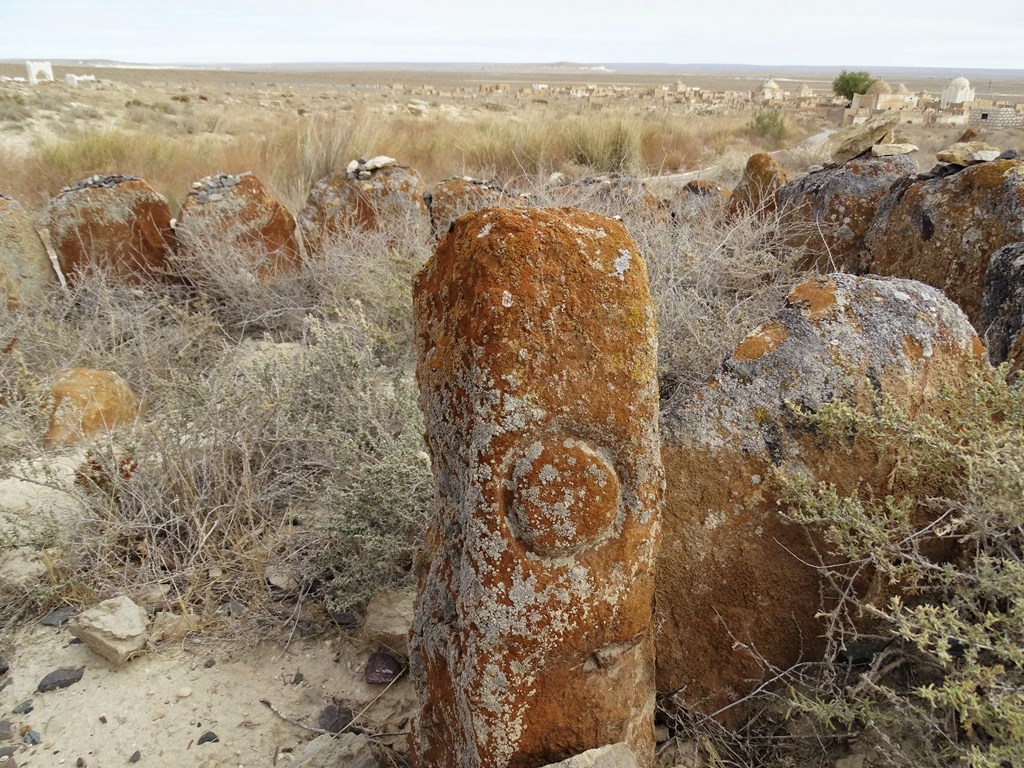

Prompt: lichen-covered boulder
[657,274,986,718]
[728,153,788,217]
[866,159,1024,328]
[425,177,514,238]
[176,172,300,278]
[777,153,918,272]
[47,175,177,286]
[411,207,662,768]
[297,161,429,255]
[0,194,56,308]
[44,368,141,449]
[982,241,1024,373]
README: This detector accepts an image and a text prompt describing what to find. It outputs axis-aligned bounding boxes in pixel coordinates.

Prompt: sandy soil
[0,623,415,767]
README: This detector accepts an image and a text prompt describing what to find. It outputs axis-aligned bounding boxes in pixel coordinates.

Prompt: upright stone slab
[411,207,662,768]
[47,175,176,286]
[728,153,788,217]
[0,194,56,308]
[297,161,428,255]
[176,172,300,278]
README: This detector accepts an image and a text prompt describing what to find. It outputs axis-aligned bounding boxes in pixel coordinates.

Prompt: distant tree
[832,70,876,101]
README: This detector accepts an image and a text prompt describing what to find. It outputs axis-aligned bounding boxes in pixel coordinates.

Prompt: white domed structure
[866,79,892,95]
[941,76,975,109]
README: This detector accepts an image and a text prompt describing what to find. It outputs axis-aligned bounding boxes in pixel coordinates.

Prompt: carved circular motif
[505,438,620,557]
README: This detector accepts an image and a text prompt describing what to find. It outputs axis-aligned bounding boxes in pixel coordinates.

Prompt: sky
[0,0,1021,69]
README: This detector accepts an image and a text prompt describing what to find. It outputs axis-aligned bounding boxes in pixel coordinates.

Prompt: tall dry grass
[3,102,803,217]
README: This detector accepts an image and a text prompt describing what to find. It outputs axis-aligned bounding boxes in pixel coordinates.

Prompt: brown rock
[176,173,300,278]
[657,274,985,719]
[866,159,1024,327]
[410,207,662,768]
[827,113,901,165]
[425,177,513,238]
[0,194,56,308]
[777,153,918,272]
[981,241,1024,374]
[297,163,428,255]
[46,175,176,286]
[728,153,788,217]
[956,127,979,144]
[44,368,140,449]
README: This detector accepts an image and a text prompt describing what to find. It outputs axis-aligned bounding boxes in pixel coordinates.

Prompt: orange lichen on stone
[46,176,177,286]
[728,153,788,217]
[732,322,789,361]
[867,160,1024,327]
[44,368,141,449]
[410,206,662,768]
[657,273,988,723]
[903,335,925,361]
[787,277,839,320]
[176,173,300,278]
[297,164,429,255]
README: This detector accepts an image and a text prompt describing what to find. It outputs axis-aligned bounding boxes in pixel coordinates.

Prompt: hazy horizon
[1,0,1021,70]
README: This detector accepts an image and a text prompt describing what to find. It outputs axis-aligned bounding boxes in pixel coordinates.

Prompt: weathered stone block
[0,194,56,308]
[46,175,176,286]
[425,177,513,238]
[866,159,1024,327]
[297,163,428,255]
[728,153,788,217]
[657,274,986,719]
[176,172,300,278]
[410,207,662,768]
[777,153,918,272]
[982,241,1024,373]
[44,368,140,449]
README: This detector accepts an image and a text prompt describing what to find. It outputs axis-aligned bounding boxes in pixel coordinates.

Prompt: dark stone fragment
[197,731,219,745]
[999,149,1019,160]
[11,702,32,715]
[22,731,41,746]
[203,659,216,669]
[0,744,17,757]
[0,657,8,675]
[0,721,12,740]
[364,651,402,685]
[316,702,353,733]
[37,667,85,693]
[40,607,76,627]
[327,608,358,629]
[128,750,141,763]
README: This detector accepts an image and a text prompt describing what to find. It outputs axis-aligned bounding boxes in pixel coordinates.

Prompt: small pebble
[197,731,219,745]
[128,750,141,763]
[176,687,192,699]
[11,702,32,715]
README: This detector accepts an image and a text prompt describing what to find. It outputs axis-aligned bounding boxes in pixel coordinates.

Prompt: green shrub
[779,365,1024,768]
[832,70,876,101]
[748,109,789,146]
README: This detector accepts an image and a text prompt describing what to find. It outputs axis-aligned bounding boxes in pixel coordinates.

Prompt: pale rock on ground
[541,743,641,768]
[68,595,151,666]
[361,588,415,659]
